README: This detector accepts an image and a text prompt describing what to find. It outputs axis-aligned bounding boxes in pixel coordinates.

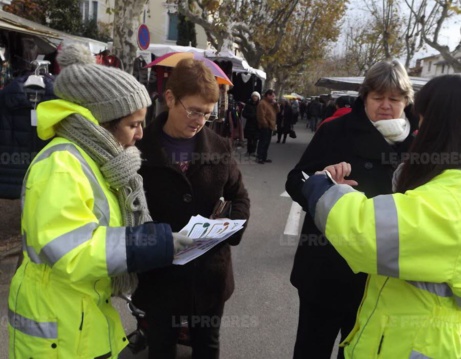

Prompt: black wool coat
[277,104,293,134]
[285,98,418,291]
[242,99,259,138]
[133,112,250,313]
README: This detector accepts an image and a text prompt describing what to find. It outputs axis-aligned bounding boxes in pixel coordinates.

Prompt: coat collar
[344,97,418,162]
[138,111,224,175]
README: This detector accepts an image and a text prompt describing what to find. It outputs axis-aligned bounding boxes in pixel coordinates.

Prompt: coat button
[51,343,57,348]
[183,194,193,203]
[364,162,373,169]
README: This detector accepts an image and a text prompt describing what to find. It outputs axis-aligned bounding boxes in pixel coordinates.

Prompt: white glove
[172,232,193,253]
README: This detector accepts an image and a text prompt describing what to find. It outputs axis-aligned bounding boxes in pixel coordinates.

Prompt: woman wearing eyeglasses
[133,58,250,359]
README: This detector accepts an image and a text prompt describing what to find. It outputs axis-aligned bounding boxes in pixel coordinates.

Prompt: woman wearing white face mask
[286,60,418,359]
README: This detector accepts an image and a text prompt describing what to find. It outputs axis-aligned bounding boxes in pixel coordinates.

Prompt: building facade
[145,0,207,48]
[81,0,207,49]
[419,47,461,78]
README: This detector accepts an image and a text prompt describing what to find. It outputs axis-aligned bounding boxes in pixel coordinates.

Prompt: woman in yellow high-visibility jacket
[8,44,191,358]
[303,74,461,359]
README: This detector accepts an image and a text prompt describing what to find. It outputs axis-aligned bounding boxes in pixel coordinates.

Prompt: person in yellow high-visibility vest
[302,74,461,359]
[8,44,192,359]
[287,60,417,359]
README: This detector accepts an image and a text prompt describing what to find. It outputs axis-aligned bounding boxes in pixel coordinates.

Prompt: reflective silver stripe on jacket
[39,223,99,266]
[22,143,112,265]
[374,196,461,307]
[409,350,432,359]
[8,308,57,339]
[407,281,461,307]
[314,184,356,234]
[374,195,400,277]
[106,226,127,275]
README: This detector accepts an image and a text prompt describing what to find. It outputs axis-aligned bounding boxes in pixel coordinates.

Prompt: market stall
[146,43,266,102]
[0,10,109,199]
[315,76,429,91]
[0,9,108,84]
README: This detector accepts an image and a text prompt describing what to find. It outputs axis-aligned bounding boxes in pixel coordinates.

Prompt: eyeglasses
[178,99,214,123]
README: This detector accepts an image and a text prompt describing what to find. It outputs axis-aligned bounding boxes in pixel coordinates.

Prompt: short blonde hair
[359,60,414,104]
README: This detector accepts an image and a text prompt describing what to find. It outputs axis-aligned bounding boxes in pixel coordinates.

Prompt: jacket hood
[36,99,99,140]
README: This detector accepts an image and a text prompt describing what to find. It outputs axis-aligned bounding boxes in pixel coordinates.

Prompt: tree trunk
[112,0,147,74]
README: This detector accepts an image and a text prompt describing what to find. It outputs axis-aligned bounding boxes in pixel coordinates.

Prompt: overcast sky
[336,0,461,66]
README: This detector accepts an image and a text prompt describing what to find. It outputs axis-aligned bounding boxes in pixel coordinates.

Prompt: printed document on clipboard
[173,214,246,265]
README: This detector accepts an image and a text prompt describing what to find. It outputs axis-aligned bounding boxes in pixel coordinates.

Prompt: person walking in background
[8,44,191,358]
[242,91,260,157]
[299,99,307,121]
[132,58,250,359]
[256,89,278,164]
[276,99,293,144]
[307,97,323,132]
[322,95,336,120]
[302,74,461,359]
[317,95,352,129]
[291,98,300,123]
[286,60,417,359]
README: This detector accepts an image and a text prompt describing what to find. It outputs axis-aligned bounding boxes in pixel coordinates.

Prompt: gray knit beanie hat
[54,43,151,123]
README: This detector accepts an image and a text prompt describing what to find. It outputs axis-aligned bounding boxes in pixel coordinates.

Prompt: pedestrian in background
[299,99,307,121]
[256,88,278,164]
[291,98,300,123]
[133,58,250,359]
[242,91,260,157]
[286,59,417,359]
[317,95,352,129]
[302,74,461,359]
[307,97,323,131]
[276,99,293,144]
[322,95,336,120]
[8,44,190,358]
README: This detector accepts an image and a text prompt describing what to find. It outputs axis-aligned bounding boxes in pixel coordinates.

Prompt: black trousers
[147,301,225,359]
[293,273,367,359]
[246,134,258,155]
[256,128,272,161]
[277,131,288,143]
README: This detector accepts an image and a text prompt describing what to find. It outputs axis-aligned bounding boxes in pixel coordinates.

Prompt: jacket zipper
[79,312,84,330]
[377,334,384,355]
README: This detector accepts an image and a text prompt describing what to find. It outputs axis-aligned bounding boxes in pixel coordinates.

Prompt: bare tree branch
[404,0,461,72]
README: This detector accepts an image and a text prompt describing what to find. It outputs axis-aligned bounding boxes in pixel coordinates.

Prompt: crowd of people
[233,89,300,164]
[7,42,461,359]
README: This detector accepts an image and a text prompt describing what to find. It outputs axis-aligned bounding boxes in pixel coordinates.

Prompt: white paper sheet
[173,215,246,265]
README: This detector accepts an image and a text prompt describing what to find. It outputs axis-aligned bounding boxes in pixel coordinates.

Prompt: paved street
[0,120,340,358]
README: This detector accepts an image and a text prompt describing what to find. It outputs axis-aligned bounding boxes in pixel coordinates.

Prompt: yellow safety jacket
[9,101,144,358]
[306,169,461,359]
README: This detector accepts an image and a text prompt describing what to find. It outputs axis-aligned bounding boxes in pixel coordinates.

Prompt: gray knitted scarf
[56,113,152,295]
